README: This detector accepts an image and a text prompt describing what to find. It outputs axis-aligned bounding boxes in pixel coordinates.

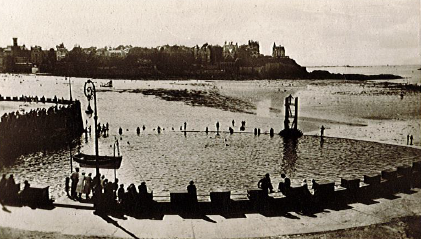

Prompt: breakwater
[0,95,84,164]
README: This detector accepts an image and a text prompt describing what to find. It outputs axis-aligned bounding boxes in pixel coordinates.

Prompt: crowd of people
[0,99,84,161]
[65,168,201,213]
[66,168,155,212]
[0,94,73,105]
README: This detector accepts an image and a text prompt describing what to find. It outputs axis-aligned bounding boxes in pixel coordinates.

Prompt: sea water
[0,65,420,200]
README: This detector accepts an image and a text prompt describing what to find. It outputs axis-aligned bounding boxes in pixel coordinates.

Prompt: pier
[0,95,84,163]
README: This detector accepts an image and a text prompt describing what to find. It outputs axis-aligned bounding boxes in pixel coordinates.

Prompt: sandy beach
[0,68,420,238]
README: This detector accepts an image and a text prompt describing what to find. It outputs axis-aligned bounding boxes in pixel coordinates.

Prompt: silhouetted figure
[321,125,325,137]
[65,177,70,197]
[113,179,119,200]
[216,121,220,134]
[5,174,17,202]
[229,127,234,134]
[187,181,197,203]
[100,175,106,190]
[232,120,235,127]
[118,184,125,204]
[311,179,319,192]
[76,172,86,200]
[84,173,92,200]
[258,173,274,194]
[138,182,147,195]
[157,126,161,134]
[410,135,413,145]
[240,121,246,131]
[300,179,312,213]
[254,128,257,136]
[278,173,291,196]
[184,122,187,131]
[205,127,209,134]
[71,168,79,198]
[407,135,410,145]
[19,180,31,204]
[257,128,261,136]
[142,125,146,131]
[119,127,123,136]
[270,128,274,137]
[0,174,7,202]
[105,180,115,207]
[84,127,88,142]
[136,127,140,135]
[126,183,138,209]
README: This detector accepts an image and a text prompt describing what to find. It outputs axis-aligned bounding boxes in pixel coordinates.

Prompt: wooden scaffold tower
[279,94,303,138]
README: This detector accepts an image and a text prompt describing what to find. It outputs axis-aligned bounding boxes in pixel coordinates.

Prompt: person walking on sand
[321,125,325,137]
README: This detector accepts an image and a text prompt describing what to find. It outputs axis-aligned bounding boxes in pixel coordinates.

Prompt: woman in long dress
[76,172,85,200]
[84,173,92,200]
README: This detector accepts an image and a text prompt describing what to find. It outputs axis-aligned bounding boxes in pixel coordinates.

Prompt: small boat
[100,80,113,87]
[73,153,122,169]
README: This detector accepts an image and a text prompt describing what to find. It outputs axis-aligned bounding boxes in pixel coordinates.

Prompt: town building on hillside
[56,43,68,61]
[9,38,32,73]
[272,42,286,58]
[193,43,211,64]
[223,41,238,59]
[109,48,127,58]
[0,48,5,72]
[30,46,43,67]
[82,47,97,55]
[246,40,260,58]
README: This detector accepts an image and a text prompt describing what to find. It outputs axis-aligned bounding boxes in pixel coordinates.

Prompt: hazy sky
[1,0,420,66]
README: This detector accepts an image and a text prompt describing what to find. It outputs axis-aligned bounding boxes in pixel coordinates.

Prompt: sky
[0,0,420,66]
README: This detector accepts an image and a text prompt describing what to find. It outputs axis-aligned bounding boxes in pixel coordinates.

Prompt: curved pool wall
[1,132,420,200]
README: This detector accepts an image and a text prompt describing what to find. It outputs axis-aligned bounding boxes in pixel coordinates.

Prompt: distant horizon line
[305,64,421,68]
